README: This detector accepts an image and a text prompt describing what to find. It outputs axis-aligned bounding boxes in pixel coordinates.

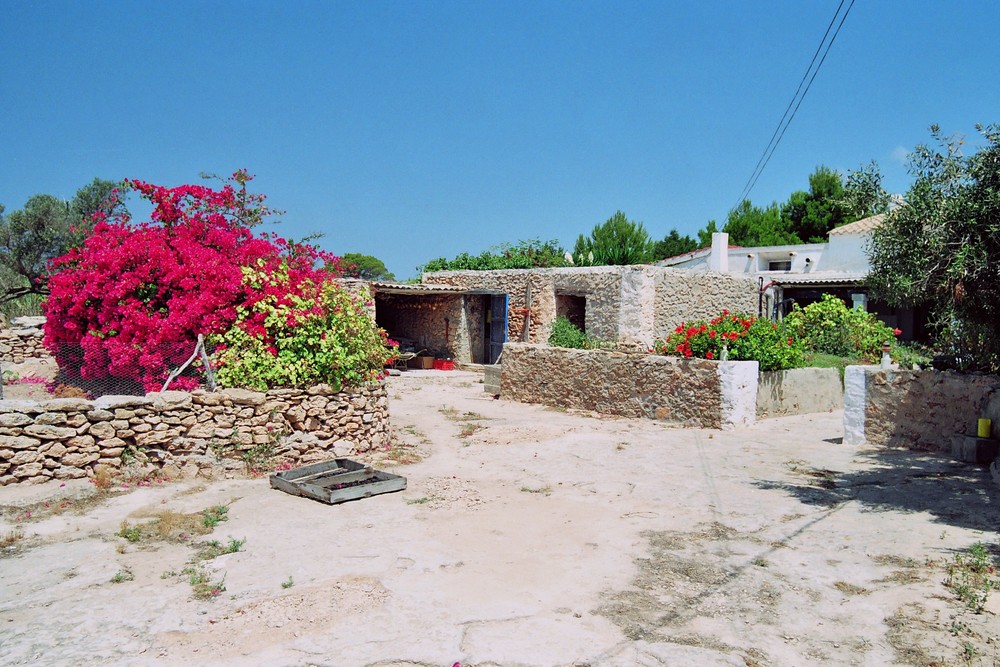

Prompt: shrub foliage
[44,172,391,392]
[547,316,594,349]
[654,310,804,371]
[212,268,393,391]
[783,294,900,362]
[867,124,1000,372]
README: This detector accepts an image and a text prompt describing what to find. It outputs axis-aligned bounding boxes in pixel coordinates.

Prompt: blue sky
[2,1,997,279]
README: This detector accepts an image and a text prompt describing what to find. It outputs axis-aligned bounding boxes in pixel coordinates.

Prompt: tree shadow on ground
[754,449,1000,533]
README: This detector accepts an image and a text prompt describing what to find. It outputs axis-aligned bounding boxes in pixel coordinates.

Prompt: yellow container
[978,418,992,438]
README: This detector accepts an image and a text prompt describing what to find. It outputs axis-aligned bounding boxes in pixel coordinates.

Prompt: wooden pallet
[269,458,407,504]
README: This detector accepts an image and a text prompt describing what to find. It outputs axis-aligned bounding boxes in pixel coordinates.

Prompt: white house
[655,215,926,339]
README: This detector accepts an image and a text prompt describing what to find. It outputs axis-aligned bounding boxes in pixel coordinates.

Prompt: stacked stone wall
[423,266,759,351]
[652,270,759,340]
[0,383,389,486]
[844,367,1000,451]
[0,318,50,364]
[499,342,758,429]
[423,270,556,344]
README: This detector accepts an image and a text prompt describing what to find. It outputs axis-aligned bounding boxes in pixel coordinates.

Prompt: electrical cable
[732,0,857,211]
[734,0,846,207]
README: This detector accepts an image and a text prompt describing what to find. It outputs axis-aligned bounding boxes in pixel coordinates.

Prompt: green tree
[696,220,719,248]
[0,194,73,304]
[420,238,569,273]
[842,161,893,220]
[69,177,126,224]
[867,124,1000,372]
[723,199,800,247]
[341,253,395,281]
[782,166,850,242]
[651,229,699,260]
[0,178,124,306]
[573,211,653,265]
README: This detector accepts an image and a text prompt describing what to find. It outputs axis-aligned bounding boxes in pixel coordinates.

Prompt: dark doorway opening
[485,294,507,364]
[556,294,586,332]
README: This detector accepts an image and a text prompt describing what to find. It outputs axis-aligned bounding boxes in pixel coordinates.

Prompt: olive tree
[866,124,1000,371]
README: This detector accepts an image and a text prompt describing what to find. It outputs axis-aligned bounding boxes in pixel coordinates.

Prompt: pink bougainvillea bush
[43,171,390,392]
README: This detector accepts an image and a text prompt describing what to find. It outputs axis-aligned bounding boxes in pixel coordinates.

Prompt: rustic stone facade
[499,343,758,429]
[0,383,390,486]
[0,317,50,364]
[374,293,466,359]
[843,367,1000,451]
[422,266,759,350]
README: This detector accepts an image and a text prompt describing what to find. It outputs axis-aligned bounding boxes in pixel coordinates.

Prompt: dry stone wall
[652,270,759,341]
[843,367,1000,451]
[0,317,50,364]
[0,383,389,486]
[499,343,758,429]
[423,266,759,350]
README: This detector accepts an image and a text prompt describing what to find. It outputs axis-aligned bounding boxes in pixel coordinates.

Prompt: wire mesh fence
[3,336,217,399]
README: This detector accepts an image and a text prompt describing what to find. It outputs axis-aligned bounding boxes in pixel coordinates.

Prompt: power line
[733,0,845,207]
[732,0,857,212]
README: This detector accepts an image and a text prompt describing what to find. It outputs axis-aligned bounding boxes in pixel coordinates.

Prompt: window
[768,260,792,271]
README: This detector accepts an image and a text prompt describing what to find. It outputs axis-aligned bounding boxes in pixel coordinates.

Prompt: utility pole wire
[733,0,845,207]
[732,0,857,212]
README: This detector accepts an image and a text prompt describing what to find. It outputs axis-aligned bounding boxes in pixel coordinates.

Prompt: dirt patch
[154,576,389,662]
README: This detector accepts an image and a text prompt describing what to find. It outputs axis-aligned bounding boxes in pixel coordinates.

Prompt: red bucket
[433,359,455,371]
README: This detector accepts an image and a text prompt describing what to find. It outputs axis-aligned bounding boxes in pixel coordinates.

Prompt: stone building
[362,266,759,366]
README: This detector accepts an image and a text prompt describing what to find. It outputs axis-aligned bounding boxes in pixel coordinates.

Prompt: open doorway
[555,294,586,332]
[485,294,507,364]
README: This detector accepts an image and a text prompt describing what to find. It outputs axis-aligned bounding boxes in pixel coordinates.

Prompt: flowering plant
[42,172,381,392]
[783,294,901,362]
[653,310,804,371]
[212,270,396,391]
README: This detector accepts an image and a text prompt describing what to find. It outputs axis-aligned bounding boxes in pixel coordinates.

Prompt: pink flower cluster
[43,173,343,391]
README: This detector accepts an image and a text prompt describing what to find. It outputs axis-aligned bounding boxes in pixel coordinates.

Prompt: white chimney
[709,232,729,272]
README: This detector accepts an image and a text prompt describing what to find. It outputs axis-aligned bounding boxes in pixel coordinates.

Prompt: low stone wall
[0,318,49,364]
[499,343,758,429]
[843,366,1000,451]
[757,367,843,417]
[0,383,390,486]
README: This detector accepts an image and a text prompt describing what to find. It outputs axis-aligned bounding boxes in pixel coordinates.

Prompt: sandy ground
[2,357,59,401]
[1,369,999,667]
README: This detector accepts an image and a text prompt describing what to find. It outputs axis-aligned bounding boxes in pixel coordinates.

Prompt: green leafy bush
[892,341,934,370]
[420,239,569,272]
[212,266,395,391]
[784,294,900,362]
[548,316,596,350]
[653,310,804,371]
